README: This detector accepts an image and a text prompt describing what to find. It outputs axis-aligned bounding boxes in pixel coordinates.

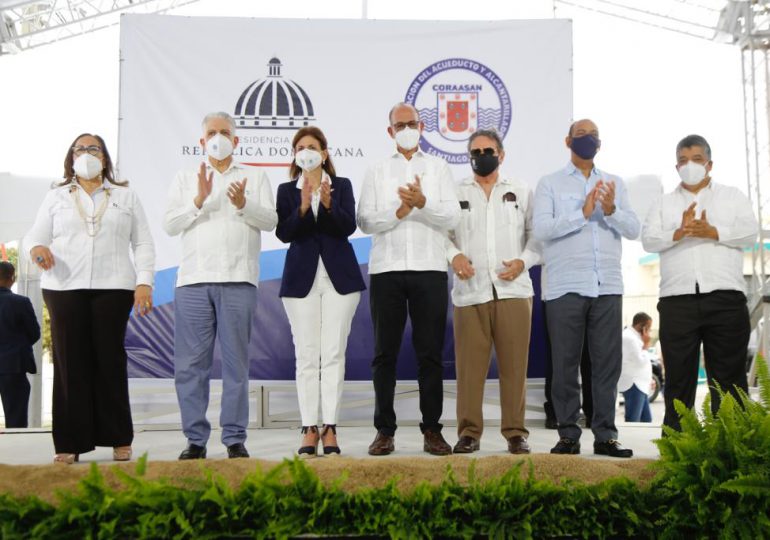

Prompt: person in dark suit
[276,126,365,457]
[0,261,40,428]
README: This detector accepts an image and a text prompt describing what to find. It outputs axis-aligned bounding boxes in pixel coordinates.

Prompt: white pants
[282,269,360,426]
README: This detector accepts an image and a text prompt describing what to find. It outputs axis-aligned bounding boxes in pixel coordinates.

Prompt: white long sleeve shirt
[163,162,277,287]
[24,181,155,291]
[446,176,541,307]
[641,181,757,297]
[356,151,460,274]
[618,327,652,395]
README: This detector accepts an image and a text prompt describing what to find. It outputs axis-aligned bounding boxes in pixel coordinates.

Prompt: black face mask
[471,154,499,177]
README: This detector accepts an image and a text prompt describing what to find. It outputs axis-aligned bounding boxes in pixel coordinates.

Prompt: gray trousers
[174,283,257,447]
[545,293,621,442]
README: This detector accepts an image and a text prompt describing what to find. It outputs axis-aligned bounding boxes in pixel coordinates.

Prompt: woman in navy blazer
[276,126,365,457]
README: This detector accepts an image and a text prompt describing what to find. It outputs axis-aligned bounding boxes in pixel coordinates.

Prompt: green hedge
[1,362,768,539]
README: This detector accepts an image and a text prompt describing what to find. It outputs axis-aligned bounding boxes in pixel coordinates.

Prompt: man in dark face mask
[446,129,541,455]
[532,118,641,458]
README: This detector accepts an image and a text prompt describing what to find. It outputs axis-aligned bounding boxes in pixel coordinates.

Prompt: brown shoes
[368,431,395,456]
[507,435,531,454]
[423,430,452,456]
[452,435,480,454]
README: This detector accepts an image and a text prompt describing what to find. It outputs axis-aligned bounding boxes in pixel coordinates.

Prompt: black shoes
[594,439,633,458]
[179,443,207,460]
[227,442,250,459]
[550,437,581,455]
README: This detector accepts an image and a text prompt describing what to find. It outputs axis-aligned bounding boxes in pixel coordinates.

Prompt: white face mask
[205,134,234,161]
[73,153,103,180]
[394,127,421,150]
[295,148,323,172]
[677,161,708,186]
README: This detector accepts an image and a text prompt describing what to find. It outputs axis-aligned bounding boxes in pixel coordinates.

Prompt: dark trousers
[658,290,750,432]
[545,294,622,442]
[369,271,448,435]
[544,320,593,423]
[0,373,31,428]
[43,289,135,454]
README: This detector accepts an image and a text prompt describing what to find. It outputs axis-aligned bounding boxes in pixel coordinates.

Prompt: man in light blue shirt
[533,118,640,458]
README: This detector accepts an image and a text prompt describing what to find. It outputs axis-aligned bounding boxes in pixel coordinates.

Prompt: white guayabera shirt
[642,181,757,298]
[163,162,278,287]
[357,150,460,274]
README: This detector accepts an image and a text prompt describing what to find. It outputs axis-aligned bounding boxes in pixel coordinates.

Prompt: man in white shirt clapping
[446,129,540,455]
[642,134,757,432]
[357,102,460,456]
[164,112,277,459]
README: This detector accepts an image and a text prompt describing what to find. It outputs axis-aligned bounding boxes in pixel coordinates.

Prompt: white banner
[117,14,572,380]
[118,14,572,286]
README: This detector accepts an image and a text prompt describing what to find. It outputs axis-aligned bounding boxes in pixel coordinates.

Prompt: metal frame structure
[0,0,199,55]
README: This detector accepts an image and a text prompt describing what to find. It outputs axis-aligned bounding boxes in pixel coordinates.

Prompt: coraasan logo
[405,58,512,164]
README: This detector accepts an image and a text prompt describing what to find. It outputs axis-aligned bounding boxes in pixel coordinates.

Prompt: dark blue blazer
[0,288,40,374]
[276,176,366,298]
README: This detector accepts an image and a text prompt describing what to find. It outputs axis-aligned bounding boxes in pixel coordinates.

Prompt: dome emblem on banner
[234,57,316,129]
[404,58,512,165]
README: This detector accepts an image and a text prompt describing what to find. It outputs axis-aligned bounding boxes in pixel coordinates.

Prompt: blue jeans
[622,383,652,422]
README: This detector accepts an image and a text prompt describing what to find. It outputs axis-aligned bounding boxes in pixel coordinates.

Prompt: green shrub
[1,362,769,538]
[652,360,770,539]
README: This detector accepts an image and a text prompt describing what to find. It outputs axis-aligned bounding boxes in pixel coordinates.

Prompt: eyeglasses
[470,147,497,157]
[72,145,103,156]
[392,121,419,131]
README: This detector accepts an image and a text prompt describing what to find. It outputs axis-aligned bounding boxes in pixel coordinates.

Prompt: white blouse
[24,181,155,291]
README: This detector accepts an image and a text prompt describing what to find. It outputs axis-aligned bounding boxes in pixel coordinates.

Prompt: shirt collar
[206,161,243,175]
[565,161,599,178]
[675,179,714,195]
[461,174,512,186]
[70,179,111,194]
[296,171,331,190]
[391,149,425,160]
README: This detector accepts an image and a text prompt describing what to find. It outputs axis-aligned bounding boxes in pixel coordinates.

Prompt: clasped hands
[299,176,332,217]
[583,179,616,219]
[451,254,525,282]
[396,175,426,219]
[673,202,719,241]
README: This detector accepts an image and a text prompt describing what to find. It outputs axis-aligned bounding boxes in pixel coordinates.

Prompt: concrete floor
[0,394,677,465]
[0,367,721,465]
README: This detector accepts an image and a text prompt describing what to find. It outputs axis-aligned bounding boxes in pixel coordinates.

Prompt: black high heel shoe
[321,424,341,456]
[298,426,319,458]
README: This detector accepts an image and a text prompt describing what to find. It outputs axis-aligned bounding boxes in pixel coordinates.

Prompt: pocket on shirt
[106,204,133,238]
[50,202,77,239]
[557,193,584,213]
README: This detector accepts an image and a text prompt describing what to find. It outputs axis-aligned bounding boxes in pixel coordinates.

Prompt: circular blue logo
[404,58,512,164]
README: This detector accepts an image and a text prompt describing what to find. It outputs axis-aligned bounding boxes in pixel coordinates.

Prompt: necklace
[70,184,111,237]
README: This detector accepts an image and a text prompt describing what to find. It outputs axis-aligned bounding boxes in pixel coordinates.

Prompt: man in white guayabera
[164,111,277,460]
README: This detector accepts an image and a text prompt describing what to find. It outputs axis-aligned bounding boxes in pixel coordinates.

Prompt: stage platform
[0,373,718,465]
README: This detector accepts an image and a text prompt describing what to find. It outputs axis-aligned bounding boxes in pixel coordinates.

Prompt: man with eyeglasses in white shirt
[446,128,540,455]
[164,111,277,460]
[642,134,757,432]
[357,102,460,456]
